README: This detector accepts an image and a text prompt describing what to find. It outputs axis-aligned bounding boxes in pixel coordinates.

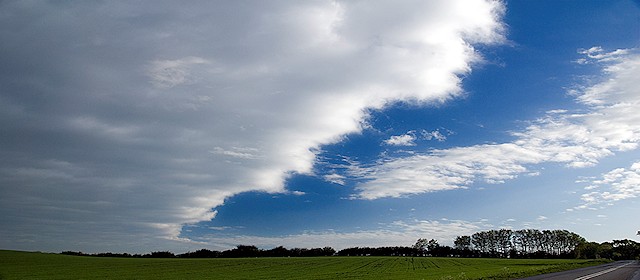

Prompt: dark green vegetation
[57,228,640,261]
[0,250,609,280]
[61,245,336,258]
[340,230,640,260]
[577,239,640,260]
[453,229,640,260]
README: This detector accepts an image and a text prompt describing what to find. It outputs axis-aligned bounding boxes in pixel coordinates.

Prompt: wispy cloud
[422,129,449,142]
[353,48,640,199]
[210,147,262,160]
[574,47,630,65]
[147,57,211,88]
[384,131,417,146]
[197,219,489,250]
[576,161,640,210]
[383,129,450,147]
[324,173,347,185]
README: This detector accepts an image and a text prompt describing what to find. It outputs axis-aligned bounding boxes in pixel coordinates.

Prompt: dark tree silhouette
[59,228,638,260]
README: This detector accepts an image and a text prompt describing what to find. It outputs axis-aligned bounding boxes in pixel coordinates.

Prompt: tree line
[338,229,639,260]
[458,229,585,258]
[460,229,640,260]
[61,228,640,260]
[62,245,336,258]
[577,239,640,260]
[337,229,585,258]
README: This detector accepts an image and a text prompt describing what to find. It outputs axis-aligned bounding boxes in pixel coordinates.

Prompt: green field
[0,250,609,280]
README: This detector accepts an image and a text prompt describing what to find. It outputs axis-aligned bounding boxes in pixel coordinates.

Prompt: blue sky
[1,0,639,253]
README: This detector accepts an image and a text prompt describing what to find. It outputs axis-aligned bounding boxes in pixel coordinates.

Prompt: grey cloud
[0,0,504,252]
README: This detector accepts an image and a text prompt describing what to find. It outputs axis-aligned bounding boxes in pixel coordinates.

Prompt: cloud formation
[148,57,211,88]
[0,0,505,251]
[353,48,640,199]
[384,131,417,146]
[422,129,449,142]
[198,219,487,250]
[577,161,640,210]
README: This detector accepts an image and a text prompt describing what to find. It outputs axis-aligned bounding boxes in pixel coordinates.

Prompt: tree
[145,251,175,258]
[454,236,471,251]
[513,230,530,256]
[427,239,439,252]
[178,249,220,258]
[223,245,260,258]
[412,238,429,256]
[496,229,513,257]
[264,246,289,257]
[611,239,640,260]
[575,242,601,259]
[322,246,336,256]
[472,231,490,256]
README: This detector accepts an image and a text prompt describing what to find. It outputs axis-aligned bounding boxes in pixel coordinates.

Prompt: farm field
[0,250,609,280]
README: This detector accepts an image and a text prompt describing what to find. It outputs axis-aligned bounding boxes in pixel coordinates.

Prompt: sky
[1,0,639,254]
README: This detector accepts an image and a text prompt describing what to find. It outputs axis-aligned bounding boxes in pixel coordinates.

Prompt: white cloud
[353,48,640,199]
[384,132,417,146]
[324,173,346,185]
[576,161,640,209]
[383,129,450,147]
[290,190,306,196]
[210,147,262,160]
[422,129,449,142]
[353,143,544,199]
[575,46,630,64]
[0,0,505,251]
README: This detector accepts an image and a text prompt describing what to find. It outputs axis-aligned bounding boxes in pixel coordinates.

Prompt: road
[518,260,640,280]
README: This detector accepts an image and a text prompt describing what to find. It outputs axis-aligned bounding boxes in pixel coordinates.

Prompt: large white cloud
[353,48,640,199]
[0,0,505,252]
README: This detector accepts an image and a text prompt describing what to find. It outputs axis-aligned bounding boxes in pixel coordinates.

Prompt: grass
[0,250,609,280]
